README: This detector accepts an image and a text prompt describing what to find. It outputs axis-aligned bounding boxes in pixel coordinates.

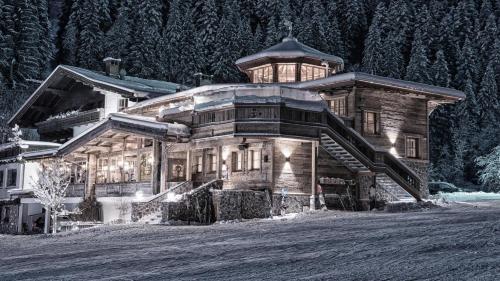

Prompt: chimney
[103,57,122,77]
[193,72,213,87]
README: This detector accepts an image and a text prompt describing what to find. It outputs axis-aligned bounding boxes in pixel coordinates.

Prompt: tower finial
[284,20,293,38]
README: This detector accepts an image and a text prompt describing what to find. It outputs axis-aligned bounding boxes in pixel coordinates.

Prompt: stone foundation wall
[402,160,429,198]
[0,199,20,234]
[212,190,272,221]
[272,194,311,215]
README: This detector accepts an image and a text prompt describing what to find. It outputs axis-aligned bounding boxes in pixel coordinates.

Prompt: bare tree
[32,158,70,234]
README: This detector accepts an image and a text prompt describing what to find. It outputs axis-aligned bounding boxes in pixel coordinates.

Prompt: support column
[135,138,142,182]
[216,146,222,179]
[160,142,170,192]
[17,203,23,233]
[186,149,192,181]
[310,141,318,211]
[151,140,161,194]
[356,171,375,211]
[86,154,97,198]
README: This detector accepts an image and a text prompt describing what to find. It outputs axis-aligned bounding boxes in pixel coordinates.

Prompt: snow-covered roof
[61,65,185,97]
[9,65,187,126]
[57,113,190,155]
[294,72,465,100]
[236,37,344,68]
[0,140,60,153]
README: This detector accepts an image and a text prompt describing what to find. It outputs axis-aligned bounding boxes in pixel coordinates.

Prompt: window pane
[364,112,379,135]
[7,169,16,186]
[253,151,261,169]
[0,171,3,187]
[278,64,296,83]
[252,65,273,83]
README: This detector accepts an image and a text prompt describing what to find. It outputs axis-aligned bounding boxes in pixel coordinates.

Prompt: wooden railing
[323,110,422,200]
[95,181,152,197]
[66,183,85,197]
[36,108,104,134]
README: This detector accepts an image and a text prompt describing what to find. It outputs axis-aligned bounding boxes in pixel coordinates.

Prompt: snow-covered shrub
[475,146,500,192]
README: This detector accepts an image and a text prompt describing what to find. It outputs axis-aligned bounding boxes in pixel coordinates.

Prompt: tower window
[300,64,326,81]
[118,98,128,111]
[277,64,296,83]
[251,65,273,83]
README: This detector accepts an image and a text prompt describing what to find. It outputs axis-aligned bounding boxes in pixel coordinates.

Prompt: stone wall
[271,193,311,215]
[0,199,20,234]
[212,190,272,221]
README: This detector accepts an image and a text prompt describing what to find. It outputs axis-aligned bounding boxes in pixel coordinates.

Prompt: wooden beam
[96,137,137,144]
[46,88,67,97]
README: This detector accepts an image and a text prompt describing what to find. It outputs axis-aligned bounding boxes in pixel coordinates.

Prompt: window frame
[232,151,243,172]
[208,154,217,173]
[194,155,203,173]
[251,64,273,83]
[0,170,4,188]
[6,169,17,187]
[405,137,420,159]
[118,98,128,111]
[329,96,347,117]
[300,64,326,81]
[277,63,297,83]
[248,150,261,170]
[363,111,381,135]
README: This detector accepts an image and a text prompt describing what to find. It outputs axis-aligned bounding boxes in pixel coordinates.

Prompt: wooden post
[86,154,97,198]
[216,146,222,179]
[186,149,192,181]
[135,138,142,182]
[17,203,23,233]
[151,140,161,194]
[310,141,318,211]
[160,142,169,192]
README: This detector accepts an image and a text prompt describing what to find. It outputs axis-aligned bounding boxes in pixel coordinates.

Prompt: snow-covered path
[1,202,499,281]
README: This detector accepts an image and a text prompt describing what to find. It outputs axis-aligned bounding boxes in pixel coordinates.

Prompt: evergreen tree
[15,0,42,83]
[192,0,219,74]
[452,0,479,47]
[431,50,450,87]
[105,0,132,60]
[362,3,386,75]
[128,0,163,77]
[0,0,17,84]
[476,62,499,126]
[476,14,498,72]
[77,0,110,70]
[212,0,242,83]
[325,2,346,61]
[405,29,431,84]
[338,0,368,64]
[36,0,55,78]
[454,37,478,90]
[62,0,82,66]
[382,34,404,79]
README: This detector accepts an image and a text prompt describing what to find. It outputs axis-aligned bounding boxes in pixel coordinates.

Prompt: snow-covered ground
[432,191,500,202]
[1,202,500,280]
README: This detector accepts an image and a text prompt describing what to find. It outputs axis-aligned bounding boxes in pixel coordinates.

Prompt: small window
[248,150,261,170]
[406,137,420,159]
[208,154,217,172]
[300,64,326,81]
[3,207,10,222]
[232,151,243,171]
[363,111,380,135]
[7,169,17,187]
[118,98,128,111]
[194,156,203,173]
[0,170,4,188]
[329,97,347,117]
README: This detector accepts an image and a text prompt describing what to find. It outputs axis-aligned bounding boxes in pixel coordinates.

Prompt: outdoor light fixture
[285,157,290,162]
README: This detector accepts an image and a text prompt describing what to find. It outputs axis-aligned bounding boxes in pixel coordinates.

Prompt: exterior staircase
[375,174,414,202]
[320,110,422,201]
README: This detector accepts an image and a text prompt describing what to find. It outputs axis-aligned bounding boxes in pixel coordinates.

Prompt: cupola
[235,29,344,84]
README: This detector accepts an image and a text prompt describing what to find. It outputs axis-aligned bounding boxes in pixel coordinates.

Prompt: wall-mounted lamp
[222,160,226,165]
[285,157,290,162]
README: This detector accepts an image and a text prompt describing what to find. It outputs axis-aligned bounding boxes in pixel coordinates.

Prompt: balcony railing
[36,108,105,134]
[95,182,152,197]
[66,184,85,197]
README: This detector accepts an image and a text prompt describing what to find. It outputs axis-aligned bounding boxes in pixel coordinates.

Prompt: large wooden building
[0,36,464,233]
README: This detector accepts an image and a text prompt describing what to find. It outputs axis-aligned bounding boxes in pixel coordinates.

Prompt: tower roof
[236,37,344,70]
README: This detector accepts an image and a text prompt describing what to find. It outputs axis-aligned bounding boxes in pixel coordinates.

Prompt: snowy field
[1,202,500,281]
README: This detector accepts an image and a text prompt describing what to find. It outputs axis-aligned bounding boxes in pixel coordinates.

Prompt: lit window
[252,65,273,83]
[277,64,296,83]
[248,150,261,170]
[329,97,347,116]
[118,98,128,111]
[7,169,17,187]
[232,151,243,171]
[406,137,420,158]
[363,111,380,135]
[208,154,217,172]
[194,156,203,173]
[300,64,326,81]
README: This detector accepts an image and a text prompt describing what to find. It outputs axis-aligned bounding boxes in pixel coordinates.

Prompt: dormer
[235,36,344,84]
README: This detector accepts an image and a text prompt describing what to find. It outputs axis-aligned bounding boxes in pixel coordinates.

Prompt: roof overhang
[57,113,190,156]
[294,72,465,102]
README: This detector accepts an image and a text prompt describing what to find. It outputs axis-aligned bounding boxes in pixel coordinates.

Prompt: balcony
[95,182,152,197]
[66,184,85,197]
[36,108,105,134]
